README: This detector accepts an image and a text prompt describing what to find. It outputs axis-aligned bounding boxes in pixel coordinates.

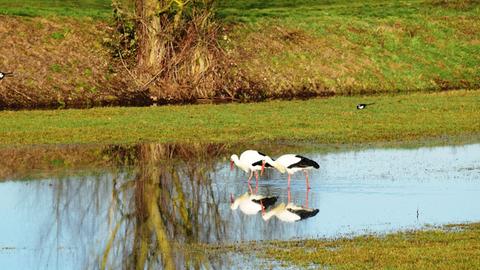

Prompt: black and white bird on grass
[356,102,375,110]
[0,71,13,80]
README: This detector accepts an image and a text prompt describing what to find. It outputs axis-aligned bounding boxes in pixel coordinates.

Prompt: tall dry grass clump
[112,0,237,103]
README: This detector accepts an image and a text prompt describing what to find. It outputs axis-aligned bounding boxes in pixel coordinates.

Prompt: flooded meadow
[0,143,479,269]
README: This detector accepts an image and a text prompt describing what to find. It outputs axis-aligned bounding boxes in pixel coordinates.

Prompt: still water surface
[0,143,479,269]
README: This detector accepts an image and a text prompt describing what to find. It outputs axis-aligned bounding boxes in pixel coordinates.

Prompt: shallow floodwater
[0,143,479,269]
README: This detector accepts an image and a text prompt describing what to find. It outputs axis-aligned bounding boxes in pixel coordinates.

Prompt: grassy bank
[1,0,479,108]
[219,0,480,97]
[251,223,480,269]
[0,15,137,109]
[0,0,111,18]
[0,90,479,146]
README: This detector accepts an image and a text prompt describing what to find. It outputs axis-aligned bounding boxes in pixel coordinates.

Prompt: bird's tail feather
[272,161,286,174]
[262,203,285,221]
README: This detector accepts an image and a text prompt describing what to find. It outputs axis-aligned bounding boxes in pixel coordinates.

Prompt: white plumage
[275,154,319,189]
[230,150,286,185]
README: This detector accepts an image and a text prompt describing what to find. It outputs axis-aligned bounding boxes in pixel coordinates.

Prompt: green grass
[0,0,112,18]
[254,223,480,269]
[218,0,480,95]
[0,90,479,146]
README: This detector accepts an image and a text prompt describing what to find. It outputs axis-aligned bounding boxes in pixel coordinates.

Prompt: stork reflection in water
[261,188,318,222]
[230,192,278,215]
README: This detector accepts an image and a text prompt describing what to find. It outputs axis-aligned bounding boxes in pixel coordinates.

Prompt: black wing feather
[257,151,267,156]
[288,155,319,169]
[252,158,273,167]
[287,208,319,220]
[252,196,278,208]
[251,160,272,167]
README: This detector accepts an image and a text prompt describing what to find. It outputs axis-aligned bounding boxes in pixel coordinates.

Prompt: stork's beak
[230,160,234,171]
[230,193,234,204]
[261,160,266,175]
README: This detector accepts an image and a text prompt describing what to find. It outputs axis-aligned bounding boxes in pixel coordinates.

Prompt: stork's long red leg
[255,171,259,194]
[248,170,253,184]
[287,174,291,190]
[288,188,291,204]
[304,170,310,190]
[305,187,309,208]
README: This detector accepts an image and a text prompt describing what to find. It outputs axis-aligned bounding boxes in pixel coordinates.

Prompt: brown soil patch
[0,16,138,109]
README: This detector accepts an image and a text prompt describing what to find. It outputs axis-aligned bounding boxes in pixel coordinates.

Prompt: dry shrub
[147,10,227,102]
[123,1,238,104]
[121,0,275,104]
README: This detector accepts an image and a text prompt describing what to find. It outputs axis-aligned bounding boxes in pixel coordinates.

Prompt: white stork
[230,150,286,189]
[275,154,319,189]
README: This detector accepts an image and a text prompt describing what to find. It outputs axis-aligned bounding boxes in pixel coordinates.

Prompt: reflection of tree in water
[43,143,229,269]
[111,143,227,269]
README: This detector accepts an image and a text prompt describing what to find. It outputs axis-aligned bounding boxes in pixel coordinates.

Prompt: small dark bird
[0,71,13,80]
[356,102,375,110]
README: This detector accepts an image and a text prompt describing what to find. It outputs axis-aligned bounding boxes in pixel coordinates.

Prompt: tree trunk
[135,0,164,74]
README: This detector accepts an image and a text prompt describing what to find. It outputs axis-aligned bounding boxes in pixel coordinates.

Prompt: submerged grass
[254,223,480,269]
[0,90,479,146]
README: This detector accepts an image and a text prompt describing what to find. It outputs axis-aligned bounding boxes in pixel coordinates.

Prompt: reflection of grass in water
[0,90,479,146]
